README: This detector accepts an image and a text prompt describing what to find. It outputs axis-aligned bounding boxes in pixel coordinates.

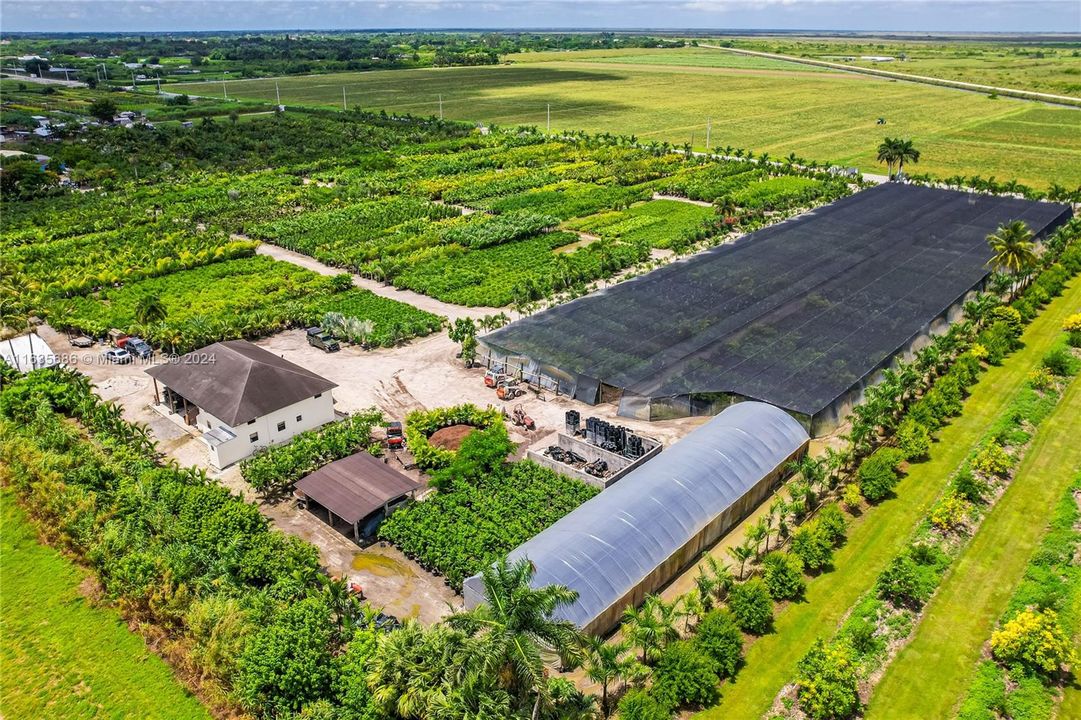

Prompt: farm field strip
[174,63,1081,189]
[0,489,212,720]
[8,112,848,354]
[696,276,1081,720]
[864,376,1081,720]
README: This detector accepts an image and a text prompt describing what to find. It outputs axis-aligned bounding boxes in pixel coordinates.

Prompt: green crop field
[0,490,211,720]
[718,36,1081,97]
[174,56,1081,190]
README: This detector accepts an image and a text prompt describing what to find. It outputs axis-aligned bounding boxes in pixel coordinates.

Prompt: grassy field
[0,489,211,720]
[696,276,1081,720]
[509,46,831,71]
[864,375,1081,719]
[720,36,1081,97]
[174,58,1081,189]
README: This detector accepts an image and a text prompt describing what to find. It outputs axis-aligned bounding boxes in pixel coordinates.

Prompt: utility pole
[705,116,711,151]
[546,103,550,132]
[342,87,347,110]
[275,81,281,106]
[438,94,443,120]
[222,72,228,100]
[156,77,162,94]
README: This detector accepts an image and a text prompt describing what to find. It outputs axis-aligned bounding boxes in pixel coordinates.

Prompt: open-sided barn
[481,185,1072,433]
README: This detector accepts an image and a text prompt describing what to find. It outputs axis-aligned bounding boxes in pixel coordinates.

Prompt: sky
[2,0,1079,34]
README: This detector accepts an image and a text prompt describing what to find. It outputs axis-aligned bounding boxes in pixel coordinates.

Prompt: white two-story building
[146,340,337,469]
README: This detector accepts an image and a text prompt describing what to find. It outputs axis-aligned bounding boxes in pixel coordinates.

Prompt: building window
[314,393,322,399]
[206,421,211,429]
[277,421,286,432]
[296,414,303,423]
[249,432,259,443]
[248,419,256,425]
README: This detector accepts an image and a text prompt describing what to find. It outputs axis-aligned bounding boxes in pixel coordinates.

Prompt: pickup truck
[126,337,154,359]
[306,327,340,353]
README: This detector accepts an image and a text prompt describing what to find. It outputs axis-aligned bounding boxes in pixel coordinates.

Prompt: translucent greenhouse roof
[482,185,1072,417]
[467,402,808,630]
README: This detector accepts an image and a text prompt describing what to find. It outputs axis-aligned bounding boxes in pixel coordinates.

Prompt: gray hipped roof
[146,340,336,425]
[472,402,808,629]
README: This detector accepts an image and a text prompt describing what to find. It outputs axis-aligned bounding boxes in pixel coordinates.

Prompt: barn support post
[353,521,359,542]
[152,378,160,406]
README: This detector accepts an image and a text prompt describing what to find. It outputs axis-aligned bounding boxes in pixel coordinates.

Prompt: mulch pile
[428,424,476,452]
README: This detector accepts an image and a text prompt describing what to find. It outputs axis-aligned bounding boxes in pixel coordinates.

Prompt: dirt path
[253,241,502,321]
[651,192,715,208]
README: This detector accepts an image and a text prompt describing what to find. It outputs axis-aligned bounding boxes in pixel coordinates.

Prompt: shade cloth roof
[465,402,809,629]
[482,185,1072,418]
[146,340,336,426]
[296,451,421,525]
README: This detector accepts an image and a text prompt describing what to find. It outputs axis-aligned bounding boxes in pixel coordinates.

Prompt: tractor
[510,404,535,431]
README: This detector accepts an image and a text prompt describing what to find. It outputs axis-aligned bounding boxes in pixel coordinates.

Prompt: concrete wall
[196,392,336,469]
[527,432,662,489]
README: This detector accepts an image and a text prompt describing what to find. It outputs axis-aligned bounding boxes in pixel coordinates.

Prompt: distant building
[146,340,338,468]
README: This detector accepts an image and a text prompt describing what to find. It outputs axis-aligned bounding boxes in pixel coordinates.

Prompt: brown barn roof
[296,452,421,525]
[146,340,336,426]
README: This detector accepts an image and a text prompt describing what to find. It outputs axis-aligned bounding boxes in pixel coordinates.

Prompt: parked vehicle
[483,369,507,388]
[496,379,526,400]
[107,328,130,348]
[386,421,404,450]
[69,336,93,348]
[306,327,340,352]
[103,348,132,364]
[126,337,153,359]
[510,403,535,430]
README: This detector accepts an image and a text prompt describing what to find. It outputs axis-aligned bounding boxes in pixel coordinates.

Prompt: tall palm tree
[986,220,1037,298]
[895,138,920,178]
[876,137,900,179]
[446,557,582,719]
[582,636,634,718]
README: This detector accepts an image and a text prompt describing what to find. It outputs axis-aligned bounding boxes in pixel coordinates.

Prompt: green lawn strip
[696,276,1081,720]
[0,489,212,720]
[864,375,1081,719]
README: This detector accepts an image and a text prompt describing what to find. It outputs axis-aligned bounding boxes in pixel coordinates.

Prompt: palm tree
[877,137,900,179]
[134,292,168,326]
[582,636,634,718]
[895,138,920,178]
[446,557,582,719]
[986,220,1037,298]
[621,601,661,664]
[728,544,754,581]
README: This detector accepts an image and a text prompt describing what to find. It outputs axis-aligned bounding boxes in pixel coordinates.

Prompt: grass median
[864,374,1081,719]
[697,276,1081,720]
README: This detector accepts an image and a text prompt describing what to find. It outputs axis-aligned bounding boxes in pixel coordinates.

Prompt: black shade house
[481,185,1072,433]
